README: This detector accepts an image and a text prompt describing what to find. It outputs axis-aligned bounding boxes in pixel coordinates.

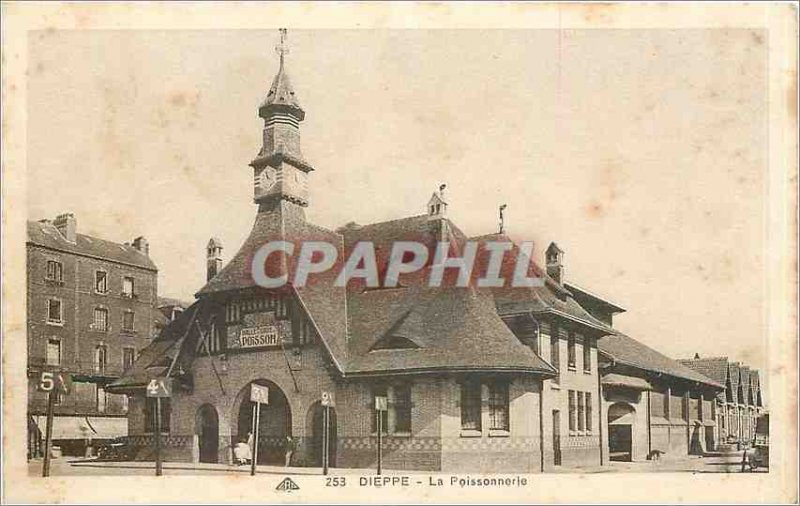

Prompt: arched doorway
[608,402,636,462]
[306,401,337,467]
[234,379,292,465]
[195,404,219,463]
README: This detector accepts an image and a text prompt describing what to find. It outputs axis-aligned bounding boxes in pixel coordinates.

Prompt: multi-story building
[677,356,766,447]
[27,213,158,457]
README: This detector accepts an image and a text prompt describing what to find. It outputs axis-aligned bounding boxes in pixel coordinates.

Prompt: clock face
[255,166,277,193]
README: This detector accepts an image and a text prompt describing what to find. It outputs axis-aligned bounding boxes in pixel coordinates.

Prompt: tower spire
[250,28,313,209]
[276,28,288,69]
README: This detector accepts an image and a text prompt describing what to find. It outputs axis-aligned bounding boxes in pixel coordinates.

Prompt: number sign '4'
[147,378,172,398]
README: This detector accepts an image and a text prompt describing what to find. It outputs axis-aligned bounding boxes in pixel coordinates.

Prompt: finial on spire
[275,28,289,67]
[498,204,507,234]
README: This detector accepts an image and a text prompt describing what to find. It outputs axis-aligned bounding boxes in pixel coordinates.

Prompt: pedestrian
[284,435,296,467]
[84,436,93,459]
[247,431,254,464]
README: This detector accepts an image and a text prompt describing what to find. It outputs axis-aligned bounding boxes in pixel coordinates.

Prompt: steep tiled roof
[27,220,157,271]
[676,356,729,385]
[739,365,751,403]
[345,285,556,375]
[728,362,741,404]
[599,333,723,389]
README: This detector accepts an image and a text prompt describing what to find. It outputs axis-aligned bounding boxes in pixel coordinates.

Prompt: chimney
[207,237,223,281]
[132,236,149,256]
[545,242,564,284]
[53,213,77,242]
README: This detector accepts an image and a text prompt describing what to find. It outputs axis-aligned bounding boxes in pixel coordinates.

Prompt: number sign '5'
[38,371,72,394]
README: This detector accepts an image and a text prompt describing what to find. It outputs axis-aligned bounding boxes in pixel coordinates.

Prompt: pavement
[29,450,766,477]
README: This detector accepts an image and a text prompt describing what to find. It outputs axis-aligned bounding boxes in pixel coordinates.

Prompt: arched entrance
[195,404,219,463]
[234,379,292,465]
[608,402,636,462]
[306,401,337,467]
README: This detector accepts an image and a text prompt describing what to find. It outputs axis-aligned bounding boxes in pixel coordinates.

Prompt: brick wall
[27,244,156,418]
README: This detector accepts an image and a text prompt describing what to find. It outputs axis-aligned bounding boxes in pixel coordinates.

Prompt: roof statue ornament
[499,204,508,234]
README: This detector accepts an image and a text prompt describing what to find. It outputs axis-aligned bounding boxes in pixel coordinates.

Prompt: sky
[26,29,768,373]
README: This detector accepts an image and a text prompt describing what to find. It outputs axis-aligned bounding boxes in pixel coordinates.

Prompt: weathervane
[275,28,289,67]
[499,204,508,234]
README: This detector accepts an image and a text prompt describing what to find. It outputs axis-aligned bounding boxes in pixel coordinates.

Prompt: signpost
[38,370,72,477]
[321,391,335,475]
[250,383,269,476]
[147,378,172,477]
[375,395,388,476]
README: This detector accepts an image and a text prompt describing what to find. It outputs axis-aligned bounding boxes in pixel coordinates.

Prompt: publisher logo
[276,477,300,492]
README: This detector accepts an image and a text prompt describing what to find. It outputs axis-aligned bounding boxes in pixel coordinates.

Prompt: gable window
[122,311,135,332]
[488,381,510,432]
[94,308,108,331]
[122,347,136,371]
[582,335,591,372]
[550,328,560,384]
[95,344,108,374]
[46,338,61,366]
[460,380,482,431]
[585,392,593,432]
[393,383,412,433]
[371,386,389,434]
[144,398,171,434]
[46,260,63,282]
[95,271,108,294]
[122,276,135,297]
[567,332,576,369]
[577,392,585,432]
[568,390,577,432]
[47,299,62,324]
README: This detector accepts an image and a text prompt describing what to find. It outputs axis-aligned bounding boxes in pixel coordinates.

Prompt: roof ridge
[345,214,427,232]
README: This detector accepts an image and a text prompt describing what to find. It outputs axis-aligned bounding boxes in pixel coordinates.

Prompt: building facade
[109,34,726,473]
[677,356,766,448]
[27,214,158,457]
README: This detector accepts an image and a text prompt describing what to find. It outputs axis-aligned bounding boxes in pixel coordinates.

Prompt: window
[577,392,585,432]
[95,271,108,294]
[47,299,62,324]
[46,338,61,366]
[122,347,136,370]
[394,384,412,433]
[122,276,135,297]
[371,386,389,434]
[95,344,108,374]
[122,311,135,331]
[488,381,510,431]
[96,385,107,413]
[122,394,129,413]
[144,398,171,433]
[585,393,592,432]
[46,260,63,282]
[568,390,576,432]
[567,332,576,369]
[550,329,560,384]
[460,380,482,431]
[582,336,591,372]
[94,308,108,331]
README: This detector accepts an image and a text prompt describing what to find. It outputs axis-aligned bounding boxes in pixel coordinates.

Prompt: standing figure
[284,435,296,467]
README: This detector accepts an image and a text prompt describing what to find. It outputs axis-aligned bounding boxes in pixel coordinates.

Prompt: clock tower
[251,29,313,210]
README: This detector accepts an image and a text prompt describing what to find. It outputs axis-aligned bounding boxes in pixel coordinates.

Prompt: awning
[34,416,127,440]
[602,373,652,391]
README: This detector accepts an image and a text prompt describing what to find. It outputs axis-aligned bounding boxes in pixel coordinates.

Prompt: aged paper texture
[2,2,798,504]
